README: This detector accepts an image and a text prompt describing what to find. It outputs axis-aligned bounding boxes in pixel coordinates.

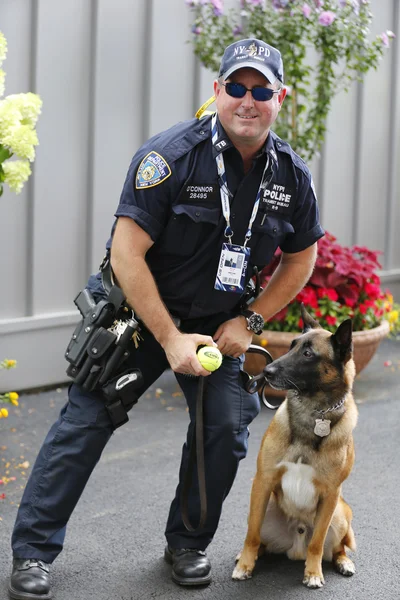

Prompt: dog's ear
[331,319,353,363]
[300,303,320,333]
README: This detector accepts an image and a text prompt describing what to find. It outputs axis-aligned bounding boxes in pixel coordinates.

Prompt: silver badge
[314,419,331,437]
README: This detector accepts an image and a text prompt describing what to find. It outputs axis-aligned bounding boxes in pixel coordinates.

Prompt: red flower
[317,287,338,301]
[297,286,318,309]
[364,282,381,300]
[359,304,369,315]
[315,309,323,318]
[326,315,337,326]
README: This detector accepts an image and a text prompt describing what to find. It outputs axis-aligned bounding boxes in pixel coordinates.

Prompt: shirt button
[200,131,205,135]
[232,213,236,219]
[195,211,201,217]
[273,226,277,233]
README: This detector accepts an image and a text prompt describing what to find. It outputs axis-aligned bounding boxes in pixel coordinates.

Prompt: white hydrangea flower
[0,69,5,97]
[1,124,38,161]
[2,159,31,194]
[0,99,21,139]
[0,32,7,67]
[4,92,42,127]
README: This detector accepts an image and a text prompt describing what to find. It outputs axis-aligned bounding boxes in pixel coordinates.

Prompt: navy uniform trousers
[11,319,260,563]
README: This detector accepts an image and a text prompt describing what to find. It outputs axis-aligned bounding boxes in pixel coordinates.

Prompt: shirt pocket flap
[172,204,220,225]
[253,215,294,238]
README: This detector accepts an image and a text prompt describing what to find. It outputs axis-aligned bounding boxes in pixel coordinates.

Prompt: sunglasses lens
[252,87,274,101]
[225,82,247,98]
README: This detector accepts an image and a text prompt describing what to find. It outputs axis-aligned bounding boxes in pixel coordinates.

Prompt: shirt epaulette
[141,117,212,166]
[270,131,312,178]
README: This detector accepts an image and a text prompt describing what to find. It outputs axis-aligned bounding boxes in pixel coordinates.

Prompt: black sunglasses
[221,81,281,102]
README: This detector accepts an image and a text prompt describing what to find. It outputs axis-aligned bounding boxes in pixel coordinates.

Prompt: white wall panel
[320,83,358,245]
[90,0,149,273]
[355,0,392,250]
[32,0,92,312]
[0,0,33,318]
[148,0,196,136]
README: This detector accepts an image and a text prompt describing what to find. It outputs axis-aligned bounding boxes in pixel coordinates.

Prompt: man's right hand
[162,332,219,377]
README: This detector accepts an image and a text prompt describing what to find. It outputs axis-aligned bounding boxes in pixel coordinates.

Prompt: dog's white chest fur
[279,460,318,517]
[260,459,319,560]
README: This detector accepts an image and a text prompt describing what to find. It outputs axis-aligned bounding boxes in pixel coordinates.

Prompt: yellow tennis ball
[197,346,223,372]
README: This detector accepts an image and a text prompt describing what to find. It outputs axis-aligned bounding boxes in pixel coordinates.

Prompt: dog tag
[314,419,331,437]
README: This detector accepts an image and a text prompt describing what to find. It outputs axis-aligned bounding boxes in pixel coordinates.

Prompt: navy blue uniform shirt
[95,115,324,319]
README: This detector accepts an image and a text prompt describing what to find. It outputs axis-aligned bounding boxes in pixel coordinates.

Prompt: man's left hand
[213,316,253,358]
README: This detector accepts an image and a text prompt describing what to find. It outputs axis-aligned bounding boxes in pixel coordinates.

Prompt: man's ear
[278,85,287,108]
[331,319,353,363]
[300,303,320,333]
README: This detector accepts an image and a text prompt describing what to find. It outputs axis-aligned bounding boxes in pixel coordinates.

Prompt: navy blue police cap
[218,38,284,84]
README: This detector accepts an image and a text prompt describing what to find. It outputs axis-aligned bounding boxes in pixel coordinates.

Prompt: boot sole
[164,548,212,586]
[8,584,52,600]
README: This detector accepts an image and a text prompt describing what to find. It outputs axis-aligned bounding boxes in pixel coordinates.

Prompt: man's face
[214,67,286,148]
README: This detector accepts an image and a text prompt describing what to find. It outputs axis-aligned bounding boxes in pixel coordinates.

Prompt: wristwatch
[241,310,265,335]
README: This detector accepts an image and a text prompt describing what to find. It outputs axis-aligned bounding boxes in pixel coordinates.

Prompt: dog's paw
[232,564,253,581]
[302,572,325,589]
[333,556,355,577]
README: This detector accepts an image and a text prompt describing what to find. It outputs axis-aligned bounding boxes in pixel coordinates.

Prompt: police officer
[9,38,324,599]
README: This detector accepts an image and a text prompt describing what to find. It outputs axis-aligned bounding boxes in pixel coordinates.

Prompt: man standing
[9,38,324,599]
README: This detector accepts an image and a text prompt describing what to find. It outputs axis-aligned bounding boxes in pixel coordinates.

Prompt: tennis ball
[197,346,223,372]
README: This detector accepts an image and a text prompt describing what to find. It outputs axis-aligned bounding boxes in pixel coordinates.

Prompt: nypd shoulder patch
[135,151,171,189]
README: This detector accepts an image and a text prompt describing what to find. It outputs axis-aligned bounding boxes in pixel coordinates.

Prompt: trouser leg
[11,331,169,563]
[165,355,260,550]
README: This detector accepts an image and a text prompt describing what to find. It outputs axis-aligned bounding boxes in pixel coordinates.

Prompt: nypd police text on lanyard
[212,113,272,294]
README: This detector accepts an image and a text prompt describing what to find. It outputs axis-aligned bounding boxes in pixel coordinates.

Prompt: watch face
[249,313,264,334]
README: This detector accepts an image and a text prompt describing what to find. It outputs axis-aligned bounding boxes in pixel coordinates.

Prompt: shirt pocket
[158,204,221,257]
[250,215,294,267]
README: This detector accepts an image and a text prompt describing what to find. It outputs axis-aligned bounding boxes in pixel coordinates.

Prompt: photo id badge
[214,243,250,293]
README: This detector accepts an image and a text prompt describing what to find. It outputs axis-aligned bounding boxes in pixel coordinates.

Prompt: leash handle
[181,376,207,532]
[244,344,282,410]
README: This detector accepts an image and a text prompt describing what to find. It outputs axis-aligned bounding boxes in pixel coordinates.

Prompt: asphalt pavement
[0,339,399,600]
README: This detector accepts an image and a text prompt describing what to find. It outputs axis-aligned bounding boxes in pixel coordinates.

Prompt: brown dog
[233,306,358,589]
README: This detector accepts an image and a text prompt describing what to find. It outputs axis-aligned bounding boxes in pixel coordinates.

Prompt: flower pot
[244,320,390,398]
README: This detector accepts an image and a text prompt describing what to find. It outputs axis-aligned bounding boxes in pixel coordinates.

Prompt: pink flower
[302,3,312,18]
[210,0,223,16]
[318,10,336,26]
[381,32,389,48]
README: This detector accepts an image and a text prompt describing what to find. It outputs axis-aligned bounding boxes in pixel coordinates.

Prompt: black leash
[181,376,207,532]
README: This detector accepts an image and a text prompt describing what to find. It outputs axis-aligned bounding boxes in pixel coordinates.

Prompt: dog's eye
[303,350,312,358]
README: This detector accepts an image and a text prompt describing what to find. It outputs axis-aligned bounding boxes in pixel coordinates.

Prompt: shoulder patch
[135,151,171,189]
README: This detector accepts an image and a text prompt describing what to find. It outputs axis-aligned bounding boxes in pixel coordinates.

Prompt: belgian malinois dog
[233,305,358,589]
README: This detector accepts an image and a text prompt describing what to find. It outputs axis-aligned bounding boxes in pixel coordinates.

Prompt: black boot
[164,545,211,586]
[9,559,52,600]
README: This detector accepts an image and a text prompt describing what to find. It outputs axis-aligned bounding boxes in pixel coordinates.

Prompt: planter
[244,320,390,399]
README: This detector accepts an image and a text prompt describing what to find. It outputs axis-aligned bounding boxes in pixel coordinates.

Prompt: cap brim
[221,61,278,84]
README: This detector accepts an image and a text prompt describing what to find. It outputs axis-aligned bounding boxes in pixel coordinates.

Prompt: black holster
[65,285,143,428]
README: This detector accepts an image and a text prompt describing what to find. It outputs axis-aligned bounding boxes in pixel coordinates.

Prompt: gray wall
[0,0,399,391]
